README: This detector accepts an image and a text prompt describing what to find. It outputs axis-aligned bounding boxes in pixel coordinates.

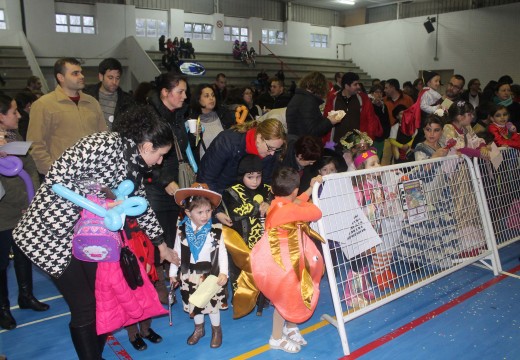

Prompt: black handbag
[119,230,144,290]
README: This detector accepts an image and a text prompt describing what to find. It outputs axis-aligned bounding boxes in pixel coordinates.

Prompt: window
[261,29,285,45]
[0,10,6,30]
[223,26,248,42]
[184,23,213,40]
[310,33,327,48]
[136,18,167,38]
[55,14,95,34]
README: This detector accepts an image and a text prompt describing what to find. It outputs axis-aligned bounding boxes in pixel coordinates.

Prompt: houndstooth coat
[12,131,164,278]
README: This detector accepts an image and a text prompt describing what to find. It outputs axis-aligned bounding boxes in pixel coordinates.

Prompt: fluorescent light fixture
[339,0,356,5]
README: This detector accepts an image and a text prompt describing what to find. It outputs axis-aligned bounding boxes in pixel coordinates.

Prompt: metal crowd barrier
[312,154,502,355]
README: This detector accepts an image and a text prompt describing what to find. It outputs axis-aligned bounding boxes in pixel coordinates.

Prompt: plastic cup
[187,119,197,133]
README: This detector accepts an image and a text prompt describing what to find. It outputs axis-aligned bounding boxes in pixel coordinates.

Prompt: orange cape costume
[250,195,325,323]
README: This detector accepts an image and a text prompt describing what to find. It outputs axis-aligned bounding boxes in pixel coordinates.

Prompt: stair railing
[257,41,299,82]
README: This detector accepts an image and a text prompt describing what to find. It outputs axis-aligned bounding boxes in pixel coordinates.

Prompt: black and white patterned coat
[12,132,164,278]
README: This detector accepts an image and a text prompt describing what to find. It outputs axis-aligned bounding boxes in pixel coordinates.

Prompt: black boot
[0,270,16,330]
[70,322,102,360]
[13,245,49,312]
[98,333,108,356]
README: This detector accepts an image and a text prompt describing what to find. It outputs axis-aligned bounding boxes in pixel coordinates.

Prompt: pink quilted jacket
[95,258,167,335]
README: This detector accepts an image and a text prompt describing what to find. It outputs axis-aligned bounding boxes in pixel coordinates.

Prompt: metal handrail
[257,40,299,81]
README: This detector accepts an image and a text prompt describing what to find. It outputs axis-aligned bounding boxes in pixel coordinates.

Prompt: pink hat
[354,149,378,168]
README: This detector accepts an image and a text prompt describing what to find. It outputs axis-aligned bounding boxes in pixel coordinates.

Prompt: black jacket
[146,92,190,211]
[197,129,277,194]
[286,89,332,137]
[255,92,291,110]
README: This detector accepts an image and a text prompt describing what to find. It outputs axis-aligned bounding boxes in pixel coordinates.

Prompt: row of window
[0,10,327,48]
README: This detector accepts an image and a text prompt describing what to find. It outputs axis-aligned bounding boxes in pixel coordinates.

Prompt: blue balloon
[103,197,148,231]
[113,180,134,200]
[185,145,198,174]
[52,181,149,231]
[51,184,107,218]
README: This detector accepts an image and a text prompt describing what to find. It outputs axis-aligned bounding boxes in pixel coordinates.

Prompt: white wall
[4,1,519,88]
[340,4,520,86]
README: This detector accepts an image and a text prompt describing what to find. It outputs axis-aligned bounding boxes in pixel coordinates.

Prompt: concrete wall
[2,1,518,89]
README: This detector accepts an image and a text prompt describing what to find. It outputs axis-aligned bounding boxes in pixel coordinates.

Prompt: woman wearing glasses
[197,118,287,196]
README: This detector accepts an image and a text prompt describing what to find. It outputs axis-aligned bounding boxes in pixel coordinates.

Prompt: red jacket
[323,90,383,142]
[488,123,520,149]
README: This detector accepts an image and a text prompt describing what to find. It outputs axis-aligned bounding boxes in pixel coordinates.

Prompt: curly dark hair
[298,71,328,98]
[112,104,173,148]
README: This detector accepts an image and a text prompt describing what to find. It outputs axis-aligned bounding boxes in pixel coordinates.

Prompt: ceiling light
[339,0,356,5]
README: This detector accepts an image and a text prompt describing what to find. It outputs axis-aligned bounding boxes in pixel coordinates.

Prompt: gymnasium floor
[1,242,519,360]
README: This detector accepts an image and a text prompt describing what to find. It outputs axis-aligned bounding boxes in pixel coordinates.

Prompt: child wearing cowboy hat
[169,182,228,348]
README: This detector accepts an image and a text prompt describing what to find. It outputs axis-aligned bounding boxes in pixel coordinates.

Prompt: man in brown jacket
[27,57,106,175]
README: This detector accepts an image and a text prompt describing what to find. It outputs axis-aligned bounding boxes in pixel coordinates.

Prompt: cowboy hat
[174,182,222,208]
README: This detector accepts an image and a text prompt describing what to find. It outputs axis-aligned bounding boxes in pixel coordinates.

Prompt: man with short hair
[384,79,414,126]
[324,72,382,143]
[445,74,465,102]
[24,76,42,93]
[213,73,228,105]
[83,57,134,129]
[382,78,414,165]
[255,77,291,112]
[27,57,106,175]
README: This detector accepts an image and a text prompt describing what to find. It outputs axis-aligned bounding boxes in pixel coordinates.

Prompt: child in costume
[353,149,400,293]
[487,104,520,149]
[441,101,490,159]
[122,218,163,351]
[389,105,416,163]
[419,71,442,115]
[216,155,272,296]
[441,101,489,258]
[169,183,228,348]
[251,167,324,353]
[339,129,373,171]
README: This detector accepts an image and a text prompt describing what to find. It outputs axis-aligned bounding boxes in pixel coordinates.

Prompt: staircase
[147,51,373,89]
[0,46,34,97]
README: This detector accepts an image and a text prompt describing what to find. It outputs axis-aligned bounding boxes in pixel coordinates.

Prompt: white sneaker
[269,336,301,353]
[283,326,307,346]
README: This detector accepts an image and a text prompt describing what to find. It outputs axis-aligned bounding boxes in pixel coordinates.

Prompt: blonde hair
[232,118,287,142]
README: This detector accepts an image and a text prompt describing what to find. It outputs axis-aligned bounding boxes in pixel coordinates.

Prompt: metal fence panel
[313,154,500,355]
[473,147,520,249]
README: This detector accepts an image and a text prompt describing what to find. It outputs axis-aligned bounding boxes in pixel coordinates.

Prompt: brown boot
[154,265,168,305]
[210,325,222,348]
[187,323,205,345]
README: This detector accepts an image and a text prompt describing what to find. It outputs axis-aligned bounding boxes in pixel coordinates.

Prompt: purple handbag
[72,195,122,262]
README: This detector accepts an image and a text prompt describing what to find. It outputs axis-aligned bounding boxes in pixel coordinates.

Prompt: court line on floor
[341,263,520,359]
[9,295,63,310]
[231,264,520,359]
[0,312,71,334]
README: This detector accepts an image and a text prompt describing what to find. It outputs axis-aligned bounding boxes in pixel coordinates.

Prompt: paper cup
[187,119,197,133]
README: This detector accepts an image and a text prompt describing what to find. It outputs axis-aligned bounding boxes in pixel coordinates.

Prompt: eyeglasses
[263,138,283,153]
[448,82,462,90]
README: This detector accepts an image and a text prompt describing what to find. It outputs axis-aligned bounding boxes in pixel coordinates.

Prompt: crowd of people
[1,53,519,358]
[159,35,196,73]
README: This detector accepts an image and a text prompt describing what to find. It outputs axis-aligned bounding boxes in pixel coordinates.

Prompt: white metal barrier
[473,147,520,250]
[312,154,501,356]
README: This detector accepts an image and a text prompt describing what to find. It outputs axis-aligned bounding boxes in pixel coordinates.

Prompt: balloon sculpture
[52,180,147,231]
[0,156,35,201]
